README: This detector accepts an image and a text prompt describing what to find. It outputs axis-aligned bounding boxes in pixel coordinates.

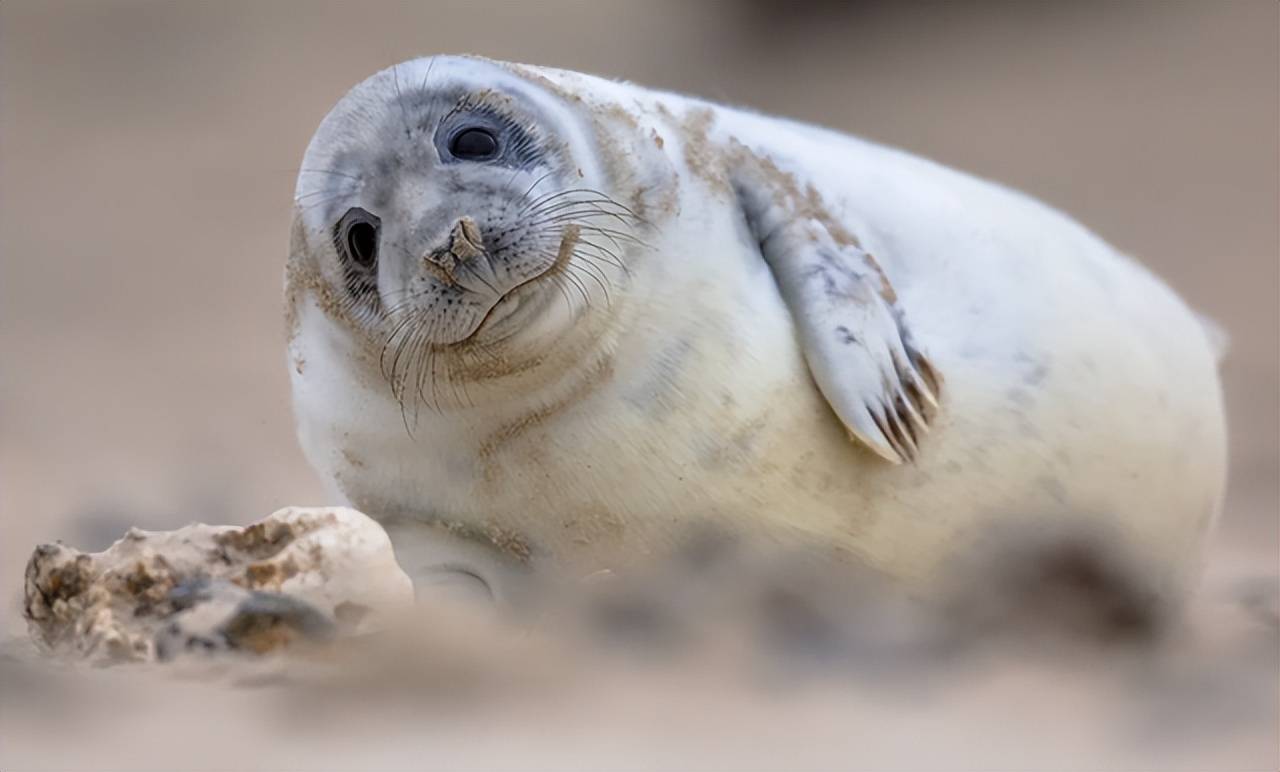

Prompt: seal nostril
[334,207,381,270]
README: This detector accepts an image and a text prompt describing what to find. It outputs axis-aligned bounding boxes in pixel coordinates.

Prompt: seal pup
[287,55,1227,615]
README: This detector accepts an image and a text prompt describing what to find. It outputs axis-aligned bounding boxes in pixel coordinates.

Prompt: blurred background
[1,2,1275,768]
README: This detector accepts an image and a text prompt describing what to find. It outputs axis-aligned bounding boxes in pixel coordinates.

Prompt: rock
[23,507,413,664]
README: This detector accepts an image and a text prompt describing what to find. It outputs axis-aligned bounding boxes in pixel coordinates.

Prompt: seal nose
[450,217,485,261]
[424,217,485,283]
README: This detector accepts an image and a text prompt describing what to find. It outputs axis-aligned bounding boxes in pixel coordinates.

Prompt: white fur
[288,57,1227,608]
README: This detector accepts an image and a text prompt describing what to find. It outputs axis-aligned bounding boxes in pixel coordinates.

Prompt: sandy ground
[1,1,1276,769]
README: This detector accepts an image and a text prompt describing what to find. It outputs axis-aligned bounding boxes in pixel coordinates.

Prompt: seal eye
[335,207,380,270]
[449,127,499,161]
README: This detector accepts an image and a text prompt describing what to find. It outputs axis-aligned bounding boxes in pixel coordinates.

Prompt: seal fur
[287,55,1227,613]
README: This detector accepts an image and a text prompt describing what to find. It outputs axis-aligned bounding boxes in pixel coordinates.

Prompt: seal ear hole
[335,207,380,270]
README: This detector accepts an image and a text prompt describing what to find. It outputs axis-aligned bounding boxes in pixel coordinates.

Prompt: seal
[286,55,1227,615]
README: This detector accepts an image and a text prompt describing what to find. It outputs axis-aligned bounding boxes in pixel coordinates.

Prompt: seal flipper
[731,164,940,464]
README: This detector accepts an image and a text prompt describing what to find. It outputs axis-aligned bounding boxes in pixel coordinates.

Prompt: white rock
[23,506,413,663]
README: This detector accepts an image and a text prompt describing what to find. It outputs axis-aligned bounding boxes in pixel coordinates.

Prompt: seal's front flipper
[379,518,530,608]
[731,163,941,464]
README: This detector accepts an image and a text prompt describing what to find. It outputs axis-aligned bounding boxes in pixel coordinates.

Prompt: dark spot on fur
[1006,386,1035,408]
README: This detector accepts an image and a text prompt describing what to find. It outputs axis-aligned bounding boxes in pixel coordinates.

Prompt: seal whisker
[294,192,359,217]
[501,166,525,197]
[295,187,357,202]
[573,239,629,275]
[524,205,635,224]
[566,258,612,308]
[525,198,643,225]
[411,324,437,413]
[547,274,581,317]
[541,199,642,219]
[519,186,583,214]
[542,267,577,317]
[296,169,363,182]
[397,316,425,415]
[435,334,468,413]
[379,310,422,385]
[527,212,641,238]
[543,252,592,309]
[399,330,425,436]
[573,222,650,250]
[418,55,438,93]
[422,321,458,407]
[527,208,640,232]
[390,63,414,139]
[448,348,476,409]
[418,322,449,410]
[387,313,424,403]
[571,186,644,218]
[397,400,416,439]
[553,186,648,224]
[381,285,431,310]
[519,187,641,222]
[516,170,557,206]
[464,333,506,367]
[427,321,449,414]
[574,227,639,259]
[409,316,436,411]
[525,195,636,216]
[577,253,627,283]
[381,293,429,316]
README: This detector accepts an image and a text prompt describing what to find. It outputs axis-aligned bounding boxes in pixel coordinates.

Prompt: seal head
[289,56,652,410]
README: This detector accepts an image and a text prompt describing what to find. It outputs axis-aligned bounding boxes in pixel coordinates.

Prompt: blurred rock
[23,507,413,664]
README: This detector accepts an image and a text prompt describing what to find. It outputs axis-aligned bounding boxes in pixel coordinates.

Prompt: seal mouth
[451,223,582,345]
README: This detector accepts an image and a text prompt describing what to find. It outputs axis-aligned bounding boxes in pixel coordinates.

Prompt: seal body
[287,56,1226,611]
